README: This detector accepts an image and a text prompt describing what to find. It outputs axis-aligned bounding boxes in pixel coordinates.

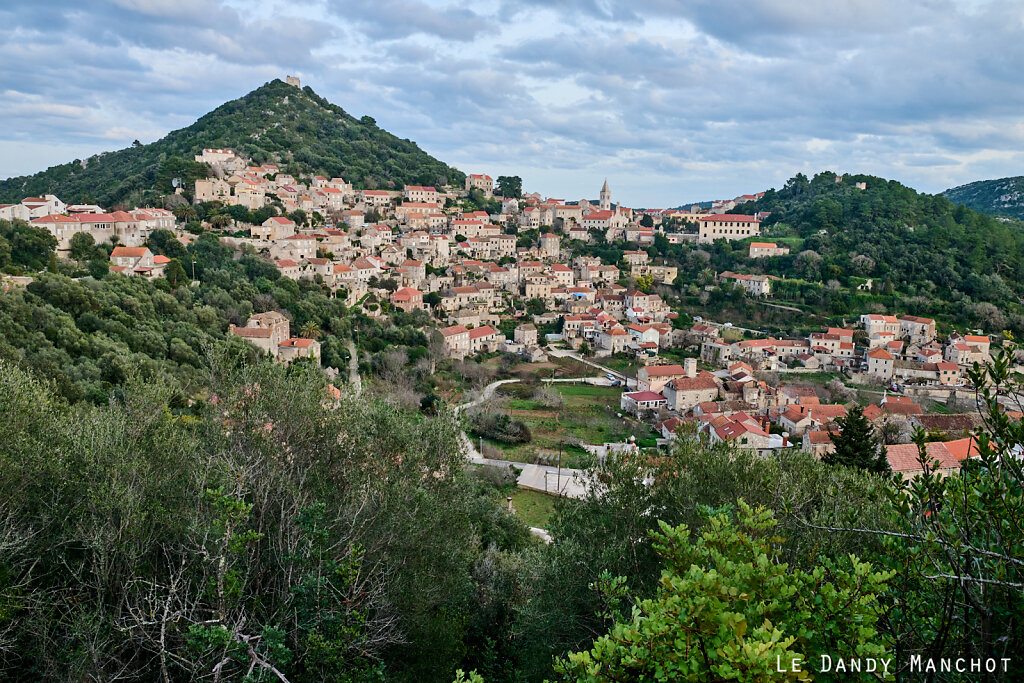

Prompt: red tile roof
[885,437,978,473]
[469,326,497,339]
[110,246,149,258]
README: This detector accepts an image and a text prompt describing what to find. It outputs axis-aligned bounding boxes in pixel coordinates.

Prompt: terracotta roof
[669,372,718,392]
[110,246,149,258]
[809,405,848,420]
[280,338,315,348]
[391,287,421,301]
[886,437,978,473]
[912,414,984,432]
[806,430,837,444]
[469,326,497,339]
[643,364,687,377]
[863,404,884,421]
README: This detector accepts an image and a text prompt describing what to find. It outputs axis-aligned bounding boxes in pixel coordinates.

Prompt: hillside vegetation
[943,175,1024,220]
[722,171,1024,332]
[0,79,464,208]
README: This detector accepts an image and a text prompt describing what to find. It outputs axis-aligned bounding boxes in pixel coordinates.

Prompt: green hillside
[943,175,1024,220]
[0,79,464,208]
[712,171,1024,333]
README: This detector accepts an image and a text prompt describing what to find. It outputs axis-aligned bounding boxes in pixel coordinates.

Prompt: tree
[824,405,889,473]
[495,175,522,199]
[554,502,892,682]
[208,213,231,230]
[825,376,855,403]
[0,218,57,271]
[299,320,321,339]
[639,213,654,228]
[163,257,188,288]
[88,257,108,279]
[173,204,197,222]
[876,416,910,445]
[69,232,96,261]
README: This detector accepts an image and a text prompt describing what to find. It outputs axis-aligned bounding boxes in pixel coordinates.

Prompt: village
[1,141,1010,482]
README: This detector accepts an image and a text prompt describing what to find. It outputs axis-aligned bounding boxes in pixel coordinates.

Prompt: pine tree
[824,404,889,473]
[164,258,188,288]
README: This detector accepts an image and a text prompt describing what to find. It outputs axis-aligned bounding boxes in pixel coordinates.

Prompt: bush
[468,412,532,444]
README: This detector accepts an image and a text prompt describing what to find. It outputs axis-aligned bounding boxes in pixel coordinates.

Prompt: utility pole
[557,444,562,496]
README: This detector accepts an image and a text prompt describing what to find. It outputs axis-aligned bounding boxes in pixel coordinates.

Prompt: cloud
[1,0,1023,205]
[337,0,494,41]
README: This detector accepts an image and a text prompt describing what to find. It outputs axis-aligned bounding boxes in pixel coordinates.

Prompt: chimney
[684,357,698,378]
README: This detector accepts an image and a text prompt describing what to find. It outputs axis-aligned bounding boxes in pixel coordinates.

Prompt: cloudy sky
[1,0,1023,206]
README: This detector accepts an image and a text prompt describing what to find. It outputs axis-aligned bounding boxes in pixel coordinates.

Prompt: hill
[0,79,464,207]
[943,175,1024,220]
[707,171,1024,333]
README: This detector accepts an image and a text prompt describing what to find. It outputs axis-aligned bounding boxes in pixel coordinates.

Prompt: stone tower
[286,75,301,88]
[599,178,611,211]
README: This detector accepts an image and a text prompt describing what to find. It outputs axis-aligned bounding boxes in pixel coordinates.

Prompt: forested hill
[0,79,464,208]
[729,171,1024,331]
[943,175,1024,220]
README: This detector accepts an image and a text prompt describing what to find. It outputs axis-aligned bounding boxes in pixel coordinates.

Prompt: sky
[1,0,1023,207]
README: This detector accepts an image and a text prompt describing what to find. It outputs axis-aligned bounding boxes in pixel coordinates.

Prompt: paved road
[470,456,589,499]
[455,378,520,413]
[346,339,362,396]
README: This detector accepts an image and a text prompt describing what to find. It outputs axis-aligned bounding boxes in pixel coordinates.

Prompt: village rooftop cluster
[0,139,1004,479]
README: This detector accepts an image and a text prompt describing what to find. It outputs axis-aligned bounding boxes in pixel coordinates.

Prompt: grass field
[506,488,557,528]
[600,355,640,377]
[476,383,651,465]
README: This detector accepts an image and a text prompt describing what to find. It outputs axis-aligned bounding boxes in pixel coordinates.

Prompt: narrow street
[346,338,362,396]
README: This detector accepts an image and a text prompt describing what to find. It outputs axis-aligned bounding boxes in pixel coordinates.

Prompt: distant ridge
[0,79,464,207]
[943,176,1024,220]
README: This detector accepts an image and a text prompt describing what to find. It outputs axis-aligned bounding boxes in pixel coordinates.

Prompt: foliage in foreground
[0,359,530,681]
[555,502,892,682]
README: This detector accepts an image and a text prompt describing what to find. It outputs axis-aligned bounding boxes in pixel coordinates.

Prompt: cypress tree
[824,404,890,473]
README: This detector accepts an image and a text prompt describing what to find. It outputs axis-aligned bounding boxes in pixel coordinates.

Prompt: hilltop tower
[286,75,301,88]
[599,178,611,211]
